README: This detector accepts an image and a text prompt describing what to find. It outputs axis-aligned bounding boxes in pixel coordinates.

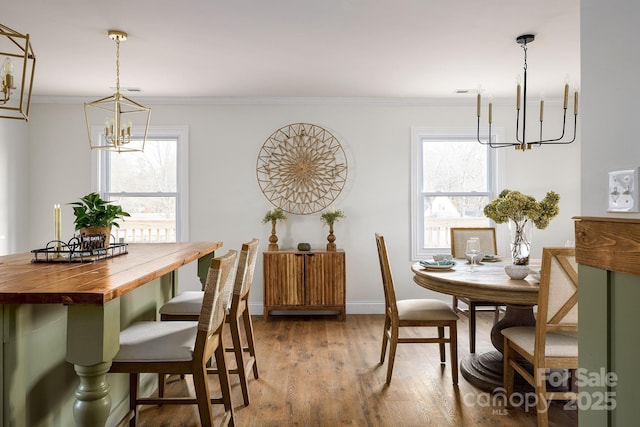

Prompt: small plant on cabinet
[262,207,286,251]
[320,207,345,251]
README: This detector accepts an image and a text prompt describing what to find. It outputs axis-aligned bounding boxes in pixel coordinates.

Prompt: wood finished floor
[134,313,578,426]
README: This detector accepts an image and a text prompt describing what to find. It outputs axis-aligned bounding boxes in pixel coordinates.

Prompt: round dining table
[412,260,540,392]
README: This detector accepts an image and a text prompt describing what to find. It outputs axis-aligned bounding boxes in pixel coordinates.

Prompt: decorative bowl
[433,253,453,262]
[504,264,530,280]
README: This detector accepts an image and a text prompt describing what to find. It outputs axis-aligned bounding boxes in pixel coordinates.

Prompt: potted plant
[320,207,345,251]
[70,192,130,248]
[262,207,287,251]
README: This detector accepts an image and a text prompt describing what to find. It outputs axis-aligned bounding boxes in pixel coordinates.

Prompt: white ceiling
[4,0,580,101]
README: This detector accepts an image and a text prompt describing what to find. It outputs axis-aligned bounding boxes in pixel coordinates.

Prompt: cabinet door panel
[264,253,304,305]
[305,252,345,306]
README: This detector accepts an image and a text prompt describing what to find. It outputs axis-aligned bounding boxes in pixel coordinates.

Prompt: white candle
[54,204,61,251]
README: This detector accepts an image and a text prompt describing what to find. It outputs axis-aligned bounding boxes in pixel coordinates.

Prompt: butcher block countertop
[0,242,222,305]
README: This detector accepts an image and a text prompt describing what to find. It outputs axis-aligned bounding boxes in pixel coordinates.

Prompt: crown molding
[32,95,492,107]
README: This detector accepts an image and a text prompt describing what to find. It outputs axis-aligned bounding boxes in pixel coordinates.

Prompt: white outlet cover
[608,168,639,212]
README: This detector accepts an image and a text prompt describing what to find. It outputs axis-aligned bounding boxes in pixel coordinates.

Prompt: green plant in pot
[320,207,345,251]
[70,192,130,249]
[262,207,287,251]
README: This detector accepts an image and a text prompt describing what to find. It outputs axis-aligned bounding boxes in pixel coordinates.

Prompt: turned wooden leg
[72,362,112,427]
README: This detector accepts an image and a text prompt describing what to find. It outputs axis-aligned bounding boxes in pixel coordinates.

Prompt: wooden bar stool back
[110,249,238,427]
[225,238,260,405]
[158,238,260,406]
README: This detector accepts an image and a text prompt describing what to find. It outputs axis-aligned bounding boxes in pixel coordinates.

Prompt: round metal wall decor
[256,123,348,215]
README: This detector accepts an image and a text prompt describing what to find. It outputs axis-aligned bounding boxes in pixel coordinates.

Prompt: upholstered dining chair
[450,227,504,353]
[110,249,237,427]
[159,238,260,406]
[502,247,578,427]
[375,233,459,384]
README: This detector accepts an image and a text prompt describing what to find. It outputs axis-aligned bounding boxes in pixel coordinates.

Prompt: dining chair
[502,247,578,427]
[375,233,459,384]
[158,238,260,406]
[450,227,504,353]
[109,249,238,427]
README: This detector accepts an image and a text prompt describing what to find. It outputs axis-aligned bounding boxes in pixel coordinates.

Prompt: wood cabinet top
[574,216,640,275]
[263,249,345,254]
[0,242,222,305]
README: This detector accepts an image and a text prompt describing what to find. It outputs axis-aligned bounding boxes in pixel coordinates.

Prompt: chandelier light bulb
[2,57,13,77]
[2,58,14,93]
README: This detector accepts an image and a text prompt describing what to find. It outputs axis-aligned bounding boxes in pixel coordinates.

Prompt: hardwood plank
[135,314,578,427]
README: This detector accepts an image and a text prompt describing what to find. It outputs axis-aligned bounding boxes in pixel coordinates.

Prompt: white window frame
[91,125,190,242]
[410,127,504,260]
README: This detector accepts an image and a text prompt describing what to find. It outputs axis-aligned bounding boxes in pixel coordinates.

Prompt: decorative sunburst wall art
[256,123,348,215]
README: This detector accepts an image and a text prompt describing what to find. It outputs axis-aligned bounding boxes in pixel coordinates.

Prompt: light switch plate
[608,168,639,212]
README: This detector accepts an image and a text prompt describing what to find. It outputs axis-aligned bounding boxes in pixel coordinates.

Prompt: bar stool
[110,249,238,427]
[159,238,260,405]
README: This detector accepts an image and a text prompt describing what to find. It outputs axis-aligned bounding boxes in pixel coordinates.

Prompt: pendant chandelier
[0,23,36,121]
[476,34,578,151]
[84,30,150,152]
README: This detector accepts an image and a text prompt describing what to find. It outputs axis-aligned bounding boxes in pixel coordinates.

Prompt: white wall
[0,120,29,255]
[21,97,580,313]
[581,0,640,216]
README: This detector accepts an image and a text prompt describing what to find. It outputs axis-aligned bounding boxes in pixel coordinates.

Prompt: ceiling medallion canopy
[256,123,348,215]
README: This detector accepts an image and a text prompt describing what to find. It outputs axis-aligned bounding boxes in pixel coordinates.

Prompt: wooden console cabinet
[263,249,346,321]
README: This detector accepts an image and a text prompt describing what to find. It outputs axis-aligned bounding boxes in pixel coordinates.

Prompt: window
[411,128,501,259]
[92,126,189,243]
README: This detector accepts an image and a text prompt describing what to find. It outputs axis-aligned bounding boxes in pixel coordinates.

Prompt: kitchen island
[0,241,222,427]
